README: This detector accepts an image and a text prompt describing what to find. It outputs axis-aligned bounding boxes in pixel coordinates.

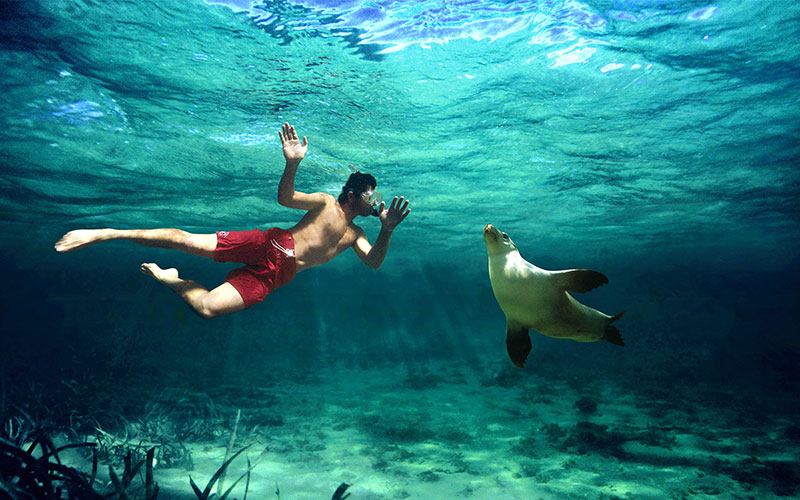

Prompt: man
[54,123,411,318]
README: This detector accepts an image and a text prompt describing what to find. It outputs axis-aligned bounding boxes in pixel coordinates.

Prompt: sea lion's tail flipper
[506,320,532,369]
[604,311,626,346]
[554,269,609,293]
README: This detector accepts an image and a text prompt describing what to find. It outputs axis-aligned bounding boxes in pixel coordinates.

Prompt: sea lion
[483,224,625,368]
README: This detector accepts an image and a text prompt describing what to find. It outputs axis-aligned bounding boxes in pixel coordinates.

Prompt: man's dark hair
[338,172,377,204]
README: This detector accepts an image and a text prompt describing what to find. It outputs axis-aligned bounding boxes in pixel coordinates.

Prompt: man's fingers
[387,196,410,216]
[280,123,305,146]
[400,199,410,221]
[281,123,291,143]
[282,122,297,140]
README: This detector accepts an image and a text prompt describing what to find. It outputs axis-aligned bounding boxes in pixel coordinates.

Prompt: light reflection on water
[206,0,718,60]
[0,0,796,262]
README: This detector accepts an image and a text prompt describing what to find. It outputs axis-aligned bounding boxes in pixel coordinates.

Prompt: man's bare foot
[140,263,182,287]
[55,229,113,253]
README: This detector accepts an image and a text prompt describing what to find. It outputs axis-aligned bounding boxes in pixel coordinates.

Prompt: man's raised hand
[279,122,307,163]
[380,196,411,231]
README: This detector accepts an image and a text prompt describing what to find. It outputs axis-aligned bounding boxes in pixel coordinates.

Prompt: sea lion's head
[483,224,518,257]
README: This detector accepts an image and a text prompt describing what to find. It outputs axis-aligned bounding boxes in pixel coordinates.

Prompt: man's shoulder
[306,192,336,208]
[319,192,337,203]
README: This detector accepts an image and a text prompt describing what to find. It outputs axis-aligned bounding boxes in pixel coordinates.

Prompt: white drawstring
[271,239,294,257]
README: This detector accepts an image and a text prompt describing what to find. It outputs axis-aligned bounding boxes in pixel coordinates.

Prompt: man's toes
[55,236,72,252]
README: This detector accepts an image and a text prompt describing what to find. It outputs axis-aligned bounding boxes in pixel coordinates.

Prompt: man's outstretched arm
[353,196,411,270]
[277,122,327,210]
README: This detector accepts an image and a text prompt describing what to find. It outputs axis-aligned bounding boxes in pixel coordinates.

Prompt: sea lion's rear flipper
[604,311,626,346]
[331,483,351,500]
[506,320,532,369]
[553,269,609,293]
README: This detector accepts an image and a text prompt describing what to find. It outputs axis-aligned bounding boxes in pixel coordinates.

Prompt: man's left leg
[55,228,217,257]
[140,263,245,319]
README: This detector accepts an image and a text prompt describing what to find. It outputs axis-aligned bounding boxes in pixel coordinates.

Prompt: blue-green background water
[2,0,799,497]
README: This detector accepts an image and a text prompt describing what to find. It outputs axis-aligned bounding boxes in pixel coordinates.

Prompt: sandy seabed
[55,363,799,500]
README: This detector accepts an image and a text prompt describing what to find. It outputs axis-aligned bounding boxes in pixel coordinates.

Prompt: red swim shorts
[213,228,296,308]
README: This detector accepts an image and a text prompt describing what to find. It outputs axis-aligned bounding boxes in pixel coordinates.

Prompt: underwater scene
[1,0,799,498]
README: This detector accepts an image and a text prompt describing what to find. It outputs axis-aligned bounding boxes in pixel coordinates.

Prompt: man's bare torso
[288,194,360,272]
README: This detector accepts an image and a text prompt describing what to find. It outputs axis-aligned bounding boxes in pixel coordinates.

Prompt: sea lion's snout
[483,224,498,243]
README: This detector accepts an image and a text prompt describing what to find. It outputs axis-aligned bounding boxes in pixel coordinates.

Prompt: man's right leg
[56,229,249,318]
[55,228,217,258]
[140,263,246,319]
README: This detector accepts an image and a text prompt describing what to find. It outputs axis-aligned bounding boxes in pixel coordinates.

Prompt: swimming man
[55,123,411,318]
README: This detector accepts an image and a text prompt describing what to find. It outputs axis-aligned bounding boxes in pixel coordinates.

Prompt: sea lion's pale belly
[490,264,609,342]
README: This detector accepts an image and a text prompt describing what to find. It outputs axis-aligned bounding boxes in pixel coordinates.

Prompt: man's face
[357,185,378,216]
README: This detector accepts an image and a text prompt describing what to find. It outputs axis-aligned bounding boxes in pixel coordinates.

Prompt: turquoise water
[2,1,799,498]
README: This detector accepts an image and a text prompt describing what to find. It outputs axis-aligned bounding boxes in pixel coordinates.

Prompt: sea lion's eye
[502,233,508,239]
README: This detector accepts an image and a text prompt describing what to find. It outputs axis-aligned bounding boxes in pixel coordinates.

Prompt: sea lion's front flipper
[506,320,532,369]
[553,269,608,293]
